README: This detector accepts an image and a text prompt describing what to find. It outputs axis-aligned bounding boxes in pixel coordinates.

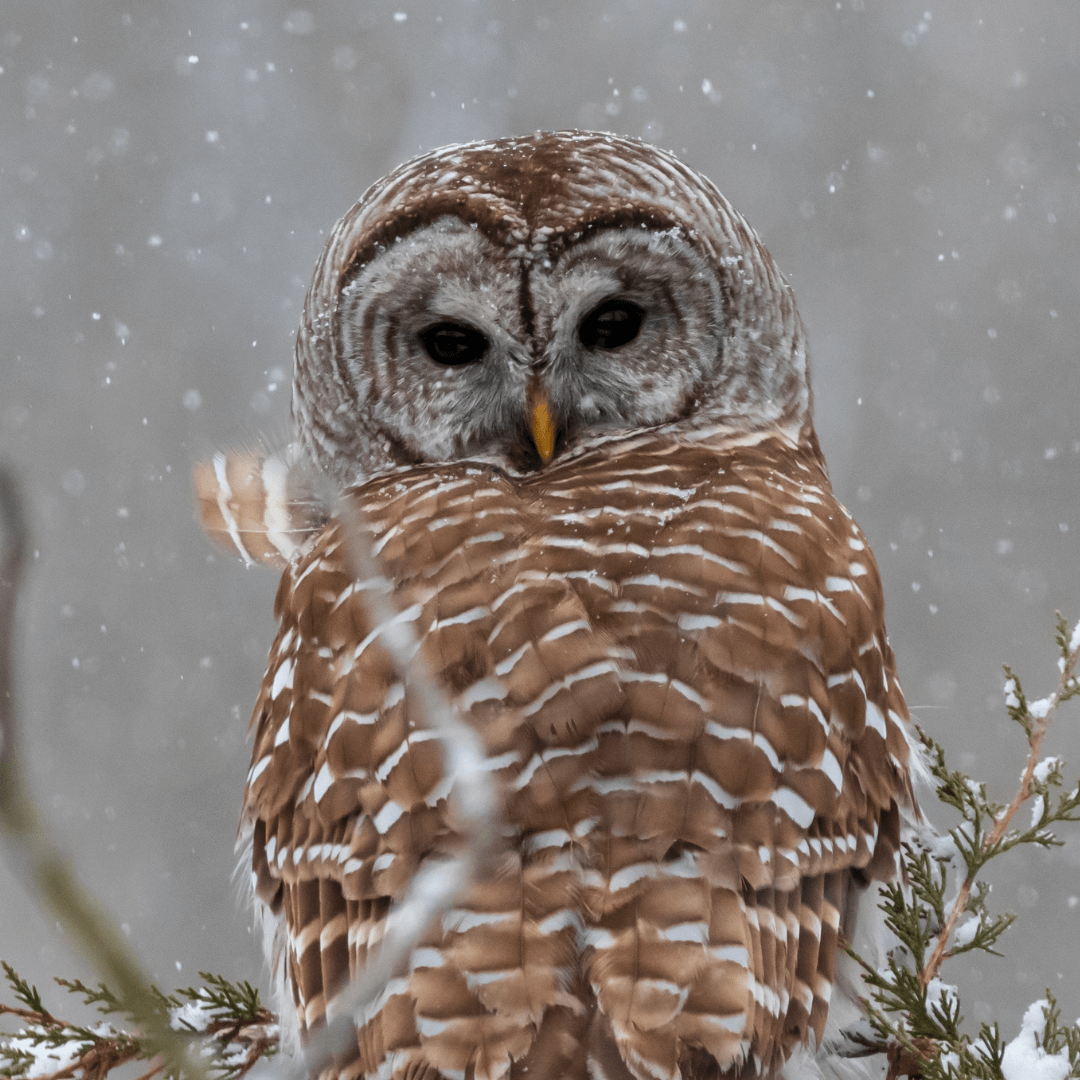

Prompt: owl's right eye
[418,322,489,366]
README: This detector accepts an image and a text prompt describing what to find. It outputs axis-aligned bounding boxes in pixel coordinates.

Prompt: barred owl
[197,131,916,1080]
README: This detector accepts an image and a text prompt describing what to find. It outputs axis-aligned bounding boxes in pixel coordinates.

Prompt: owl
[197,131,917,1080]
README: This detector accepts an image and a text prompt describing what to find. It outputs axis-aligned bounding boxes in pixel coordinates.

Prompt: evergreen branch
[1,965,48,1020]
[0,968,278,1080]
[919,618,1080,987]
[846,613,1080,1078]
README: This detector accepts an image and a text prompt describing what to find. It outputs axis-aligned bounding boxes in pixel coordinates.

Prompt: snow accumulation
[928,833,959,862]
[169,996,216,1032]
[924,977,958,1016]
[1028,696,1054,720]
[1029,793,1045,830]
[1004,678,1021,709]
[1033,757,1061,785]
[1001,999,1074,1080]
[952,914,981,947]
[3,1031,91,1079]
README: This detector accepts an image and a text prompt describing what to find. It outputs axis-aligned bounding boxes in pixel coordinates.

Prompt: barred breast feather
[230,426,913,1080]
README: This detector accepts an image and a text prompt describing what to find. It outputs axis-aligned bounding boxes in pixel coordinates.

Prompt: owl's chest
[251,443,895,892]
[355,468,818,773]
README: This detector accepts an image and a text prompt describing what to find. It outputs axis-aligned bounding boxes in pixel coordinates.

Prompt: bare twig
[282,491,501,1080]
[0,464,28,815]
[0,466,208,1080]
[919,632,1080,987]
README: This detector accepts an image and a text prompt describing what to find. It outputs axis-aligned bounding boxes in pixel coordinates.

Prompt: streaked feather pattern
[223,427,910,1080]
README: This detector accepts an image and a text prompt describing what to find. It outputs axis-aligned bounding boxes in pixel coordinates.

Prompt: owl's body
[198,132,914,1080]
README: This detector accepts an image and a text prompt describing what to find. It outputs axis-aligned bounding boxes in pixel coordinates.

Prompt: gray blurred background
[1,0,1077,1042]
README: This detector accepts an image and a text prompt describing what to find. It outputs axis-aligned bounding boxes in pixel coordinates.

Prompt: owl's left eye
[419,322,489,366]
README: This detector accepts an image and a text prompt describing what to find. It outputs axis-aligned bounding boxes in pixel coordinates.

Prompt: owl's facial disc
[295,133,815,485]
[334,216,725,477]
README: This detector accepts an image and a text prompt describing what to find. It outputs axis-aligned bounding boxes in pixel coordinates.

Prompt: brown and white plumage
[197,131,915,1080]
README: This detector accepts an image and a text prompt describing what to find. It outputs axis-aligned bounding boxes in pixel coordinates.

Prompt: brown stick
[919,634,1080,987]
[0,466,28,824]
[0,1002,59,1026]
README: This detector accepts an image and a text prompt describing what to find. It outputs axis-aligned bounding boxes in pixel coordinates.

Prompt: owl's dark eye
[418,321,489,366]
[578,299,645,351]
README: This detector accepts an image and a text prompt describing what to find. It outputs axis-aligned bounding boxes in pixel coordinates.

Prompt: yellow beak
[530,392,557,464]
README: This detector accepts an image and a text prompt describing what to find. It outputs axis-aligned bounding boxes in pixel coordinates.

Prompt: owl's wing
[523,432,915,1080]
[240,465,627,1080]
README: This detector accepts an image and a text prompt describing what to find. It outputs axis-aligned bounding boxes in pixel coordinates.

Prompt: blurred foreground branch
[0,466,210,1080]
[278,493,502,1080]
[0,469,501,1080]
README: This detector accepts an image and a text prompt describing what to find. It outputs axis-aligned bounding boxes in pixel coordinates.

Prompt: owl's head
[293,131,813,484]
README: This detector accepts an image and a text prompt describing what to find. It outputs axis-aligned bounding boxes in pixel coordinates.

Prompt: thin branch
[0,465,209,1080]
[919,631,1080,987]
[0,1003,61,1027]
[282,490,502,1080]
[25,1038,144,1080]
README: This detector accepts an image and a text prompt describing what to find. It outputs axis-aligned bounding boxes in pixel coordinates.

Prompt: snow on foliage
[1001,1000,1073,1080]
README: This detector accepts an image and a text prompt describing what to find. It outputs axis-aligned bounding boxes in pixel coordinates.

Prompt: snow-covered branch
[847,612,1080,1079]
[0,962,277,1080]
